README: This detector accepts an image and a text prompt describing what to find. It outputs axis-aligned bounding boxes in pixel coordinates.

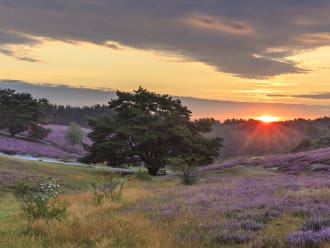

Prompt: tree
[0,89,50,137]
[28,124,51,139]
[82,87,222,175]
[65,122,84,145]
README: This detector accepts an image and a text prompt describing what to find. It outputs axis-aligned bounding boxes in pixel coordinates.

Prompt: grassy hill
[1,148,330,247]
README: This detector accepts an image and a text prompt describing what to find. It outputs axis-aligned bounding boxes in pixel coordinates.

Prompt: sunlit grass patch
[0,155,98,190]
[0,187,175,248]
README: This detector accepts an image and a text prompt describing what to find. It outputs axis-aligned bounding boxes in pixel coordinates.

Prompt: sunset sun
[256,115,279,123]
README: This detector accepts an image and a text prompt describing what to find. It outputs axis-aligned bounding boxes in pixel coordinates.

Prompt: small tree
[28,124,51,139]
[65,122,84,145]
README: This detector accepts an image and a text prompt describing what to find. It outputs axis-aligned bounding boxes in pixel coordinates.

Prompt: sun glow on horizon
[255,115,279,123]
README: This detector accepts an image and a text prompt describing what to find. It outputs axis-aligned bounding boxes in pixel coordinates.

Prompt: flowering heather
[128,173,330,245]
[44,124,91,156]
[198,147,330,175]
[0,135,78,159]
[0,124,91,159]
[286,227,330,246]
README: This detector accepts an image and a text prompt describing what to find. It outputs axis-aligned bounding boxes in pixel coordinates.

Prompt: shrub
[91,172,125,204]
[14,178,66,220]
[169,158,197,185]
[179,163,197,185]
[65,122,84,145]
[135,169,152,181]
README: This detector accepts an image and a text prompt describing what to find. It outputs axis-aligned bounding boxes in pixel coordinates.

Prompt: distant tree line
[46,104,113,127]
[218,116,330,155]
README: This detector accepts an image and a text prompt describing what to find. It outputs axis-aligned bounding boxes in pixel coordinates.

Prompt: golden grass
[0,180,177,248]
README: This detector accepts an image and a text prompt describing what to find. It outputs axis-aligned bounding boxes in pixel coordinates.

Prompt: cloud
[0,29,39,61]
[0,80,117,106]
[268,92,330,99]
[182,14,254,35]
[0,1,330,77]
[0,48,40,62]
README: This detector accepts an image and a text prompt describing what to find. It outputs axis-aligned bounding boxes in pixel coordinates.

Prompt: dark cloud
[0,1,330,77]
[269,92,330,100]
[0,29,39,61]
[0,80,117,106]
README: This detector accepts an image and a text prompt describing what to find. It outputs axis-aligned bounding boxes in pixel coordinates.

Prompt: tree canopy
[82,87,222,175]
[0,89,50,137]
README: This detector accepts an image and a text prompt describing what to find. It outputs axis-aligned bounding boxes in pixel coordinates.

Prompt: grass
[1,155,330,247]
[0,155,99,190]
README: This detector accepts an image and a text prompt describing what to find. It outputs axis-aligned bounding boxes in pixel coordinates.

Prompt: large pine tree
[82,87,222,175]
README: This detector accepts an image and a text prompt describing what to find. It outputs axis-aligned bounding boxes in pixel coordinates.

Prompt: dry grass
[1,186,175,248]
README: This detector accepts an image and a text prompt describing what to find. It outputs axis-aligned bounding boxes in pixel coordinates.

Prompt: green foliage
[82,87,222,175]
[0,89,51,137]
[28,124,51,139]
[91,172,125,204]
[170,157,197,185]
[13,178,66,220]
[65,122,84,145]
[135,169,152,181]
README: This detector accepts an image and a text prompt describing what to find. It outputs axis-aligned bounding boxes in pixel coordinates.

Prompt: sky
[0,0,329,119]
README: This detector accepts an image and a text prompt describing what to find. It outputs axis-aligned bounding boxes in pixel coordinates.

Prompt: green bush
[135,169,152,181]
[179,164,197,185]
[169,157,197,185]
[65,122,84,145]
[14,178,66,220]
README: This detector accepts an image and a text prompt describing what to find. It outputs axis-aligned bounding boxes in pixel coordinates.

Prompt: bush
[180,164,197,185]
[91,172,125,204]
[14,178,66,220]
[65,122,84,145]
[135,169,152,181]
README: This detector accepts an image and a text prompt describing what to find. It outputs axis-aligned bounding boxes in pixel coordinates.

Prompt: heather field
[0,125,90,160]
[1,148,330,248]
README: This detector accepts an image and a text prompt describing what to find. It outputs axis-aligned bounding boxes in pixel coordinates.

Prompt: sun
[256,115,279,123]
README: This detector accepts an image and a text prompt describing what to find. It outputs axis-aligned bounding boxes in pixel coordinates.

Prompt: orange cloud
[183,14,254,35]
[298,32,330,45]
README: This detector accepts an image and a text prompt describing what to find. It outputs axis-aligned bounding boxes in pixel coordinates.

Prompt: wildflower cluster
[14,178,66,220]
